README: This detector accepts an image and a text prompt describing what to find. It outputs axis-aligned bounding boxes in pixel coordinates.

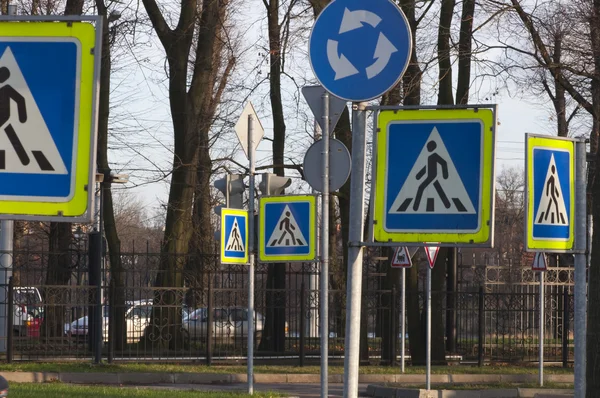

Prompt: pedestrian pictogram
[267,205,307,247]
[221,208,248,264]
[0,19,100,222]
[225,218,245,251]
[259,195,316,263]
[389,127,475,214]
[526,134,575,252]
[391,247,412,268]
[534,155,568,225]
[0,48,67,174]
[424,245,440,269]
[532,252,547,272]
[373,108,496,245]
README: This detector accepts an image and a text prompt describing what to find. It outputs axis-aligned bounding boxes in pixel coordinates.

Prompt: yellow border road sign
[221,208,249,265]
[0,18,100,221]
[525,134,575,252]
[259,195,316,262]
[373,108,496,245]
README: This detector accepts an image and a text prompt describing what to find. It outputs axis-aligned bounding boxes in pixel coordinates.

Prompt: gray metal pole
[247,114,255,395]
[574,140,587,398]
[539,272,544,387]
[320,93,330,398]
[343,102,368,398]
[0,221,13,353]
[0,1,17,355]
[310,121,321,339]
[401,267,406,373]
[426,266,431,391]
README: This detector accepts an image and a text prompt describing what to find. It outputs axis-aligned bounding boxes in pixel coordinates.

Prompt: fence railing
[0,250,576,365]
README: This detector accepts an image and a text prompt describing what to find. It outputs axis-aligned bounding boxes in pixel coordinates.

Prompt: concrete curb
[366,385,574,398]
[0,372,575,386]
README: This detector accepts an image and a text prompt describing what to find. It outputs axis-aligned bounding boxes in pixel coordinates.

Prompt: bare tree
[140,0,236,348]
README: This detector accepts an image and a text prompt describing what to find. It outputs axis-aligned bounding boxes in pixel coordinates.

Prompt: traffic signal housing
[214,173,245,209]
[259,173,292,196]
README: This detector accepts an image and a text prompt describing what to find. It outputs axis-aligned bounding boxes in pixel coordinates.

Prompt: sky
[104,0,564,222]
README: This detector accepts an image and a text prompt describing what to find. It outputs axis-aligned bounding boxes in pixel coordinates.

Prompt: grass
[0,362,575,375]
[9,383,282,398]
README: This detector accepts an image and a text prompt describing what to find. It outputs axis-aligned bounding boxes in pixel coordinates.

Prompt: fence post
[207,275,213,366]
[563,288,569,368]
[107,281,114,364]
[478,286,484,367]
[390,286,397,367]
[299,281,306,367]
[7,277,13,364]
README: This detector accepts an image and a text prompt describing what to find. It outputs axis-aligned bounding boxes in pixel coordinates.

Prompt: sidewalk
[0,372,575,385]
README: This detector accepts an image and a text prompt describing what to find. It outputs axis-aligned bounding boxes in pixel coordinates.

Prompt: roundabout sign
[309,0,412,102]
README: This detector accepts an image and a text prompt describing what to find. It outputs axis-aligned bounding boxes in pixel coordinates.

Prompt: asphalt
[123,382,370,397]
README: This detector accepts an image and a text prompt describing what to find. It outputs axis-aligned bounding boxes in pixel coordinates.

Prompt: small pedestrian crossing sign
[0,19,100,222]
[259,195,316,263]
[374,108,496,246]
[221,209,248,264]
[526,134,575,252]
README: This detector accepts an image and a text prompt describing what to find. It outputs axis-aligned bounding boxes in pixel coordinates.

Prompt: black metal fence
[0,247,575,366]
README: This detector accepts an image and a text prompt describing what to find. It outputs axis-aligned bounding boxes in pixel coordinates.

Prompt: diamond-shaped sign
[234,102,264,160]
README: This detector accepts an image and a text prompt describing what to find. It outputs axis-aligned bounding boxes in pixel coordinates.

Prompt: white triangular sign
[391,246,412,268]
[532,252,547,272]
[267,205,308,247]
[225,218,245,252]
[424,245,440,269]
[389,127,475,214]
[234,102,264,160]
[301,85,347,133]
[534,154,569,226]
[0,47,67,174]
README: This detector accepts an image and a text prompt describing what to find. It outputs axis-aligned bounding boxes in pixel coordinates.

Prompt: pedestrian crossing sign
[373,107,496,246]
[0,17,101,222]
[526,134,575,252]
[221,208,249,264]
[259,195,316,263]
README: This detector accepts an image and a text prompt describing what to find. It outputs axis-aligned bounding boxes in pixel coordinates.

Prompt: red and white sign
[391,247,412,268]
[424,244,440,269]
[532,252,547,272]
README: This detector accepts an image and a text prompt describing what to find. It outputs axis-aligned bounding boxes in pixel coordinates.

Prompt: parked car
[13,287,42,336]
[64,300,152,343]
[64,300,190,344]
[184,307,288,340]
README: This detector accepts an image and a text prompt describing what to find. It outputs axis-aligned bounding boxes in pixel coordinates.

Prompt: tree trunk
[94,0,127,351]
[456,0,474,105]
[40,0,85,341]
[259,0,288,353]
[42,223,72,338]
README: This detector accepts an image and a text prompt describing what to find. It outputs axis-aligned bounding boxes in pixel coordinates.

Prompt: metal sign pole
[401,267,406,373]
[343,102,368,398]
[426,266,431,391]
[0,2,16,355]
[574,140,587,398]
[320,92,330,398]
[539,271,544,387]
[247,114,255,395]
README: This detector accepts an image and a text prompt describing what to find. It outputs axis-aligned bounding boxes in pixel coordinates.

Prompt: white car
[65,299,152,343]
[184,307,277,339]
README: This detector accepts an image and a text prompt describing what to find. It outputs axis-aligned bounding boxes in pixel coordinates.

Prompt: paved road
[127,383,370,397]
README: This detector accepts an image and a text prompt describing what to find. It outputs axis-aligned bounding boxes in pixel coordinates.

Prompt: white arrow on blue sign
[309,0,412,102]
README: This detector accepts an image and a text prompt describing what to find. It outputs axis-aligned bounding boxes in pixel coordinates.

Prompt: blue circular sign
[309,0,412,102]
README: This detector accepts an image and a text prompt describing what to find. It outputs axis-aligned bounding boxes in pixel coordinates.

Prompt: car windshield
[14,290,41,305]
